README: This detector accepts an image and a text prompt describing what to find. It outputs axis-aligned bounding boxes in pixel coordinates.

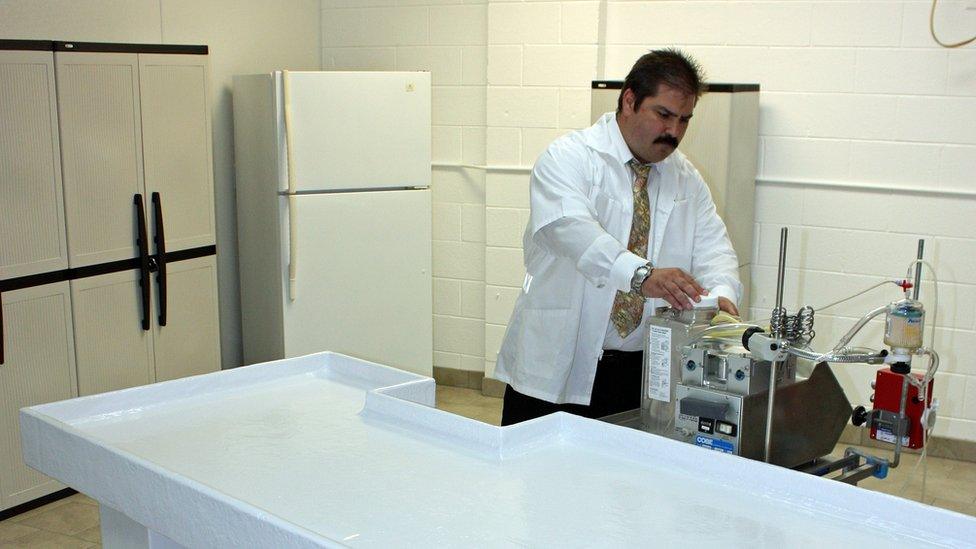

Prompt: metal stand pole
[765,227,788,463]
[913,239,924,300]
[893,239,923,467]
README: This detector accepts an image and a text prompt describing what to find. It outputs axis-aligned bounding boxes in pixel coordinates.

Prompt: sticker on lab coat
[647,325,671,402]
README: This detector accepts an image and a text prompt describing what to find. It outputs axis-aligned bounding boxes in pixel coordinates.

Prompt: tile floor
[0,493,99,548]
[2,385,973,548]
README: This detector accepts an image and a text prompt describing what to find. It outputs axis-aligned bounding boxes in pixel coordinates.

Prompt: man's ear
[621,88,635,114]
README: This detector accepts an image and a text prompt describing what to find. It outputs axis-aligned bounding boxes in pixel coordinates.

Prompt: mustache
[654,135,679,148]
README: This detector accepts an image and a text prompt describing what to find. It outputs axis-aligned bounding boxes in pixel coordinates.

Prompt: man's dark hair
[616,49,705,113]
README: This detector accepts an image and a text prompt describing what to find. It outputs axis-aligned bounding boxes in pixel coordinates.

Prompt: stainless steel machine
[605,228,941,485]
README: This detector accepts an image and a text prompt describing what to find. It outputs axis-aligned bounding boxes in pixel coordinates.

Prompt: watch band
[631,263,653,295]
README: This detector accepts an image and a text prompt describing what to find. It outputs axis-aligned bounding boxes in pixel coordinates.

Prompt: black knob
[891,361,911,374]
[851,406,868,427]
[742,326,764,351]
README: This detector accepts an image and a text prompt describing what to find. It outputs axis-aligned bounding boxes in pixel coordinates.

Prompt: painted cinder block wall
[322,0,492,376]
[333,0,976,440]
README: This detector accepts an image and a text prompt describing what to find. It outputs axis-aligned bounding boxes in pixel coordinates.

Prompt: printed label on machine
[876,428,910,446]
[647,325,672,402]
[694,435,734,454]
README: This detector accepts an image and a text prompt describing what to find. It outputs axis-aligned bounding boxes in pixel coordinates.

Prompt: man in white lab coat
[494,49,742,426]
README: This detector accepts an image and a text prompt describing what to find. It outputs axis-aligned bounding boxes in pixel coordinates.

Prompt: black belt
[600,350,643,362]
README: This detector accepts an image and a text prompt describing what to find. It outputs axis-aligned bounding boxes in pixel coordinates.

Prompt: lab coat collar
[588,112,670,176]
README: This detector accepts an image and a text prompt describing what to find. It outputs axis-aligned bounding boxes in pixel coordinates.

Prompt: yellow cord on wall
[930,0,976,48]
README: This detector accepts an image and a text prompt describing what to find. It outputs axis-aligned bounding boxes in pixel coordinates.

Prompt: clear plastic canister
[884,299,924,351]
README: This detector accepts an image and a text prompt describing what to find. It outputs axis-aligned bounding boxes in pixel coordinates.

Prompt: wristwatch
[630,263,653,295]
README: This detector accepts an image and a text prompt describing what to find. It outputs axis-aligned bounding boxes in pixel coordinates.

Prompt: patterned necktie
[610,159,652,338]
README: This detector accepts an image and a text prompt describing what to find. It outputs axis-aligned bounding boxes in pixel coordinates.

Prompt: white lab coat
[494,113,742,405]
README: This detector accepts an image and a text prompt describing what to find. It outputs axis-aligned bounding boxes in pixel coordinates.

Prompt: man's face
[617,82,696,164]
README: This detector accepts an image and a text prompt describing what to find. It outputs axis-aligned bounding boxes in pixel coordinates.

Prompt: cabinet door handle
[134,194,151,331]
[151,192,167,327]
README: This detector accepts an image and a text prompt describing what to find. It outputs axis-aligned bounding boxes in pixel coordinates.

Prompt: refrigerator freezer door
[278,71,431,193]
[281,189,432,376]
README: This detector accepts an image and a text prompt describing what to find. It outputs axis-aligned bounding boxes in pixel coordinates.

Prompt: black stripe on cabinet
[0,39,55,51]
[0,39,207,55]
[54,41,208,55]
[166,244,217,263]
[591,81,760,93]
[703,83,760,93]
[0,245,217,293]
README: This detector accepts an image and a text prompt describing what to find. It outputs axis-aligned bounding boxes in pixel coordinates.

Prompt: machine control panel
[697,417,738,437]
[716,420,737,437]
[675,385,743,456]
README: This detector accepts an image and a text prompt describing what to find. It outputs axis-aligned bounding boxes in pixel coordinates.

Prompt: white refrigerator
[233,71,432,376]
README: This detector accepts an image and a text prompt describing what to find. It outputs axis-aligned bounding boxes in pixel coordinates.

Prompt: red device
[870,367,933,449]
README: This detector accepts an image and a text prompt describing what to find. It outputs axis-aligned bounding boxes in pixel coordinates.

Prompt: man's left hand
[717,297,738,316]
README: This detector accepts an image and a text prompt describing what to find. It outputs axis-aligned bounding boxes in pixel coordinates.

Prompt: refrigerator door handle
[288,193,298,301]
[0,289,5,365]
[151,192,168,326]
[134,194,152,331]
[282,70,298,301]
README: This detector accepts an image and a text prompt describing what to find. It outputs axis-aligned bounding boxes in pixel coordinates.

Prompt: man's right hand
[640,268,707,310]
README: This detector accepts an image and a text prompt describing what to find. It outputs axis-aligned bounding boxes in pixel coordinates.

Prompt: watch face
[632,264,652,293]
[632,267,648,292]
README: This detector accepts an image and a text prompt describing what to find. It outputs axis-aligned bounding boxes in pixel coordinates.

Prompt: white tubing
[831,305,888,354]
[283,70,298,301]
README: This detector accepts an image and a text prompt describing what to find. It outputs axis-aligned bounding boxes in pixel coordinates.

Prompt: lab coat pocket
[517,308,572,377]
[593,191,625,235]
[657,200,694,272]
[660,197,695,244]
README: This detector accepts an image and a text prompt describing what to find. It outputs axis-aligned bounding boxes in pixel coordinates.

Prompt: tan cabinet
[153,255,221,382]
[0,50,68,280]
[53,49,220,397]
[0,40,220,513]
[56,52,146,268]
[71,270,155,396]
[0,48,76,513]
[0,284,76,510]
[139,54,216,253]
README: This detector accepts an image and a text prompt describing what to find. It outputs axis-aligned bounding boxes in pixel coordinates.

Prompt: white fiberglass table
[20,353,976,548]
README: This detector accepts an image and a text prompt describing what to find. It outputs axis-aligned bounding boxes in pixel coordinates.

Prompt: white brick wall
[323,0,976,441]
[431,166,486,371]
[322,0,488,372]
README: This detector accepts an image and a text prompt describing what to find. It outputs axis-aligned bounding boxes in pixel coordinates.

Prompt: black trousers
[501,350,643,426]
